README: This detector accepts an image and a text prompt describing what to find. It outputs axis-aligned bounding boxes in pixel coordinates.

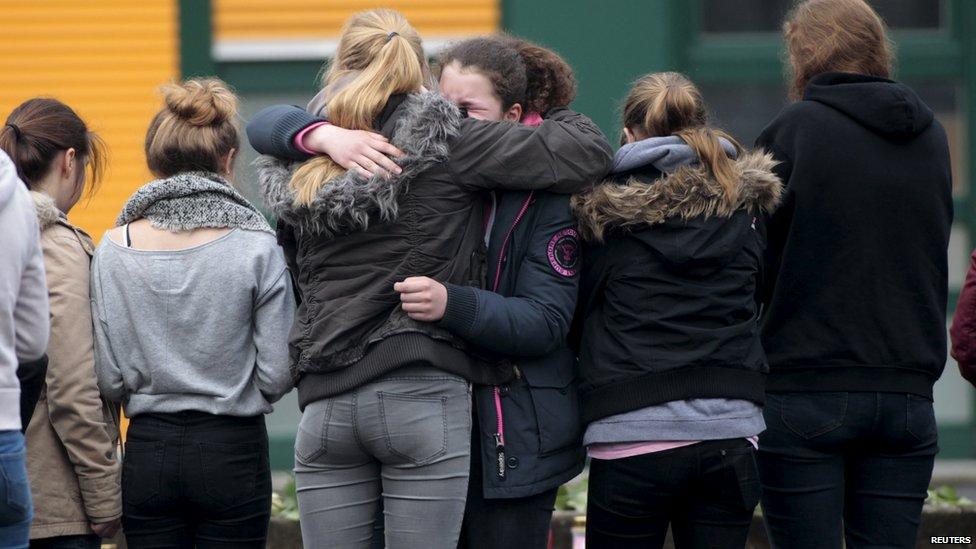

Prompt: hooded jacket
[573,138,782,424]
[25,191,121,538]
[250,92,612,408]
[0,151,49,432]
[756,72,953,398]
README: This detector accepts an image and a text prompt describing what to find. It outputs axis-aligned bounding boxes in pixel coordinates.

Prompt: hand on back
[303,124,404,180]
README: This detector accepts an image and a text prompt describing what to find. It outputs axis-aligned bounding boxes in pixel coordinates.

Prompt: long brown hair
[145,78,240,178]
[0,98,105,196]
[622,72,741,202]
[784,0,894,101]
[289,9,426,206]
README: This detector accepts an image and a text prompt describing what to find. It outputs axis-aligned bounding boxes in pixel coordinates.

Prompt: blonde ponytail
[290,9,426,206]
[623,72,741,201]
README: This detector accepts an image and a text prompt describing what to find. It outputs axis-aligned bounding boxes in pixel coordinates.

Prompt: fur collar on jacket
[256,91,462,237]
[29,191,63,229]
[573,150,783,242]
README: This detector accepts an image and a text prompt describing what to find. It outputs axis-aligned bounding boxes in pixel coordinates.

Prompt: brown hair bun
[160,79,237,127]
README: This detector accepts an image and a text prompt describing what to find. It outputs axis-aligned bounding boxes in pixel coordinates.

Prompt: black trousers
[586,438,761,549]
[758,392,938,549]
[121,412,272,549]
[30,535,100,549]
[458,420,559,549]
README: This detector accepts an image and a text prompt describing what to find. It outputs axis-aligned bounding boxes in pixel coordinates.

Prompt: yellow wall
[0,0,178,240]
[214,0,499,40]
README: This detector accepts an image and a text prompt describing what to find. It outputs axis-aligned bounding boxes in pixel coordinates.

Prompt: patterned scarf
[116,171,272,234]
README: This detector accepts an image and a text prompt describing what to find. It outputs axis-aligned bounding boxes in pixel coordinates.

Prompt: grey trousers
[294,367,472,549]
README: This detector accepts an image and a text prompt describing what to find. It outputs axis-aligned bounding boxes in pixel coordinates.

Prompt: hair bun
[161,79,237,126]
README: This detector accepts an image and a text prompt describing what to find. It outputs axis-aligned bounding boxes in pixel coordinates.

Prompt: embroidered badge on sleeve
[547,227,580,277]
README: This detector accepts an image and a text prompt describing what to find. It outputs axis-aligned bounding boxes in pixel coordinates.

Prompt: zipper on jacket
[489,192,534,481]
[493,385,507,480]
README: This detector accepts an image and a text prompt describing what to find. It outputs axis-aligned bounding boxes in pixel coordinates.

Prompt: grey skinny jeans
[294,366,472,549]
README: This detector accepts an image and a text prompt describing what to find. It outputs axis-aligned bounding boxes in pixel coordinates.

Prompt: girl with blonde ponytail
[572,72,782,548]
[247,9,611,548]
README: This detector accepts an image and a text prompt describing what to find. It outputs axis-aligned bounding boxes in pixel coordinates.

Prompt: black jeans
[586,438,761,549]
[758,392,938,549]
[458,423,559,549]
[121,412,272,549]
[29,535,100,549]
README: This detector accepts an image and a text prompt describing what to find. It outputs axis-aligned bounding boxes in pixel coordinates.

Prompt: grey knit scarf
[117,172,272,234]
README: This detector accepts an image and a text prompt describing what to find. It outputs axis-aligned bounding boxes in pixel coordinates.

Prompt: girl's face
[439,61,521,122]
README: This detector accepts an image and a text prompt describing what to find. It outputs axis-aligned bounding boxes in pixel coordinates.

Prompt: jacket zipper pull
[494,433,507,480]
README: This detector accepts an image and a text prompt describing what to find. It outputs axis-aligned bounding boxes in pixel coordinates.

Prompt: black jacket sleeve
[448,108,612,195]
[246,105,325,161]
[17,354,48,432]
[438,195,580,357]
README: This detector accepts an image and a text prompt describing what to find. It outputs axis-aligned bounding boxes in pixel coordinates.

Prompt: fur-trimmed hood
[256,91,462,237]
[573,149,782,242]
[30,190,65,229]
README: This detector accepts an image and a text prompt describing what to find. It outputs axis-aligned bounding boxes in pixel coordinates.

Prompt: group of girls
[0,0,955,548]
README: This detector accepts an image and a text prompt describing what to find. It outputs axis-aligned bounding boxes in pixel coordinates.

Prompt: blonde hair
[290,9,426,206]
[785,0,894,101]
[145,78,240,178]
[622,72,741,202]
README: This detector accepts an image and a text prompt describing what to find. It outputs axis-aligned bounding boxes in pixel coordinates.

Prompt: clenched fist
[394,276,448,322]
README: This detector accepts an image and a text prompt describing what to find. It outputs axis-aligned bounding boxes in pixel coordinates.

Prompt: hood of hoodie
[804,72,934,141]
[256,91,461,237]
[612,135,738,175]
[573,140,781,271]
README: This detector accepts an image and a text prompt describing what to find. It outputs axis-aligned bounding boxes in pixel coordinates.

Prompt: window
[700,0,946,33]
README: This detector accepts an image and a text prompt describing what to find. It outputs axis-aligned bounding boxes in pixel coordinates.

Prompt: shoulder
[758,100,832,144]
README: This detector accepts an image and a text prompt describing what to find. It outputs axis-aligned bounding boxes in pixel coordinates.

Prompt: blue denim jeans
[758,392,938,549]
[0,430,32,549]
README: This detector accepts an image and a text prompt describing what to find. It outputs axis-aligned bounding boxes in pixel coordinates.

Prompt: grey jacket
[0,151,49,431]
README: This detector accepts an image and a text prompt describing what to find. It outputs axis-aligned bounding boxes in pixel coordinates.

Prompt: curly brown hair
[437,35,576,117]
[503,37,576,114]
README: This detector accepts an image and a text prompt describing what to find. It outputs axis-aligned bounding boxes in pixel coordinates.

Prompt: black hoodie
[756,72,953,398]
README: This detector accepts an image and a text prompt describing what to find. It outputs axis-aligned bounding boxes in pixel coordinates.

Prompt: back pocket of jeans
[720,445,762,512]
[906,395,937,443]
[199,442,262,509]
[378,392,448,465]
[295,399,333,464]
[0,450,31,523]
[122,440,165,507]
[780,392,848,439]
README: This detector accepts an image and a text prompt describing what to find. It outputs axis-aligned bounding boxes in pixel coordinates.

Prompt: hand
[91,518,121,538]
[304,124,404,179]
[394,276,448,322]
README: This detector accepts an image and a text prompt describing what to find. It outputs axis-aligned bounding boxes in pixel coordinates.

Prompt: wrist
[296,121,332,155]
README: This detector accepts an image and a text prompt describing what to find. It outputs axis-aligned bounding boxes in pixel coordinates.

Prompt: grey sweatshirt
[0,151,50,430]
[91,229,295,417]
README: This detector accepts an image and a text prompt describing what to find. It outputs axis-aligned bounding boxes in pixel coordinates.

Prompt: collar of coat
[572,150,783,242]
[256,91,462,238]
[30,190,66,230]
[29,190,94,254]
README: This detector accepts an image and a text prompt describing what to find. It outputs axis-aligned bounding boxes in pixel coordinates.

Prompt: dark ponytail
[0,98,104,194]
[504,37,577,115]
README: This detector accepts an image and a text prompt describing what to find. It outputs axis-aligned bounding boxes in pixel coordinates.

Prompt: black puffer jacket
[251,93,612,408]
[573,146,782,424]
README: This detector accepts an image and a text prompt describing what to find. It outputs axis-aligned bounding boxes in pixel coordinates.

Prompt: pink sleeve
[293,121,330,155]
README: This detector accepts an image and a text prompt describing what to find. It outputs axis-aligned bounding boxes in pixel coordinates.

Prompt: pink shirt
[588,436,759,461]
